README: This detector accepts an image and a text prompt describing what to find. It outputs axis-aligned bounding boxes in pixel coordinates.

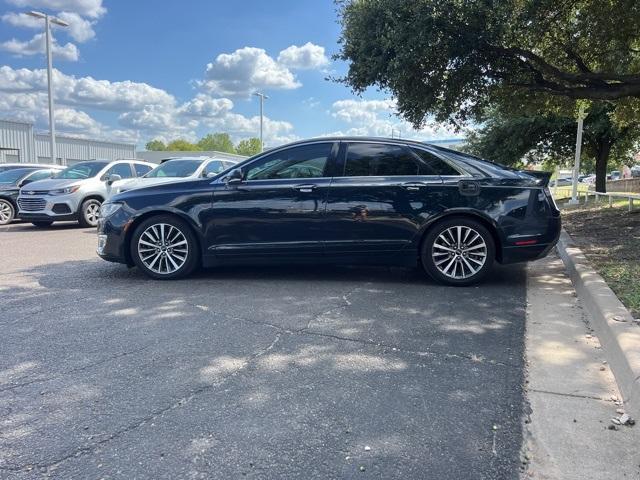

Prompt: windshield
[0,168,34,184]
[54,161,108,179]
[144,160,203,178]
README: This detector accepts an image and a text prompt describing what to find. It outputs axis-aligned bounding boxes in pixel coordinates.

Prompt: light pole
[253,92,268,152]
[27,11,69,165]
[568,104,588,205]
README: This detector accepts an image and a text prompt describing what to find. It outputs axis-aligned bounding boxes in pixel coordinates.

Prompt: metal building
[0,118,136,165]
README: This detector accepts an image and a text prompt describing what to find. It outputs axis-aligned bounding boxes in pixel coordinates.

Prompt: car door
[204,142,338,258]
[323,141,445,259]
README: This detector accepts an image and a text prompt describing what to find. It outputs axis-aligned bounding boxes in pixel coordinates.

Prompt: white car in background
[108,157,238,198]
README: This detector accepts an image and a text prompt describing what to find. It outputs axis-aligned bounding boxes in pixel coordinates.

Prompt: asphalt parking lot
[0,222,527,479]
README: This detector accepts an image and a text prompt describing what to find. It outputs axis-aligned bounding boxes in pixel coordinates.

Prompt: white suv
[17,159,155,227]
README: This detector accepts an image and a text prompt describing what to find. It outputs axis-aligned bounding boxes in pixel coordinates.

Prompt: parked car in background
[0,166,63,224]
[0,162,61,174]
[550,177,572,187]
[108,157,238,198]
[17,159,155,227]
[631,166,640,178]
[609,170,622,181]
[97,137,561,286]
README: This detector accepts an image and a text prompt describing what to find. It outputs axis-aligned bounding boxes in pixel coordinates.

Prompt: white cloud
[118,105,199,142]
[201,46,301,97]
[0,66,176,111]
[277,42,329,70]
[0,33,79,61]
[330,98,460,141]
[6,0,106,18]
[57,11,96,42]
[1,12,43,29]
[178,94,234,117]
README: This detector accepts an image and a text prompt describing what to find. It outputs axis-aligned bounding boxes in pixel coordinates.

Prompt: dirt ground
[561,200,640,318]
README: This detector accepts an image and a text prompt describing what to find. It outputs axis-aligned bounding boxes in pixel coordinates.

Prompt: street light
[253,92,268,152]
[27,10,69,165]
[568,104,588,204]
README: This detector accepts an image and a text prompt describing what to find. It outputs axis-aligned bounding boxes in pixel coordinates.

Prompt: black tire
[130,214,200,280]
[31,221,53,228]
[421,217,495,286]
[0,199,15,225]
[78,198,102,227]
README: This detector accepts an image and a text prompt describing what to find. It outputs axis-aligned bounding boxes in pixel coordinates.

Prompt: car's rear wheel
[31,221,53,228]
[130,215,199,280]
[0,199,15,225]
[79,198,102,227]
[421,217,495,286]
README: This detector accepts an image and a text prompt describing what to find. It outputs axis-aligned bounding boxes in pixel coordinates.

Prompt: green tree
[197,133,235,153]
[235,138,262,156]
[337,0,640,127]
[464,104,639,191]
[166,139,200,151]
[145,139,166,151]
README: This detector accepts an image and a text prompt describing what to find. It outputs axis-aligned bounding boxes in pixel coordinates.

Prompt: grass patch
[561,202,640,318]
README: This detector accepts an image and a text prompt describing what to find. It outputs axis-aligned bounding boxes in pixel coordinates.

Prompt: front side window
[0,168,37,184]
[344,143,424,176]
[105,163,134,179]
[244,143,332,180]
[54,161,108,179]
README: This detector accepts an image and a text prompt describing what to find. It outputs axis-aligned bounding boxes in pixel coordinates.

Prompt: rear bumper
[500,215,561,264]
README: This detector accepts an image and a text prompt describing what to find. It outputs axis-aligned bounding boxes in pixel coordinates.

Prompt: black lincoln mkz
[97,137,561,286]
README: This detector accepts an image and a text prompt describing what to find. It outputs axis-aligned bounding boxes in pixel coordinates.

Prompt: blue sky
[0,0,460,148]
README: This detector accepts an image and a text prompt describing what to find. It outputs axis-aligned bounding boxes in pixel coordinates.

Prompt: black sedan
[0,167,62,224]
[97,138,561,286]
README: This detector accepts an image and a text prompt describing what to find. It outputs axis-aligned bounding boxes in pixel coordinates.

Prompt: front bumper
[96,211,132,265]
[17,192,80,221]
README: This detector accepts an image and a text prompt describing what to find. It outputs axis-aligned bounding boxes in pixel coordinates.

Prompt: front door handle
[293,184,317,193]
[401,182,429,191]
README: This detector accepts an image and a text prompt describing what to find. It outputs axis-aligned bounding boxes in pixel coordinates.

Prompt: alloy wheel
[431,225,487,280]
[0,200,14,225]
[137,223,189,275]
[84,201,101,226]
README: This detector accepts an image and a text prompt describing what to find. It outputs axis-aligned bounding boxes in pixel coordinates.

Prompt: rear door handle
[401,182,429,191]
[293,184,317,193]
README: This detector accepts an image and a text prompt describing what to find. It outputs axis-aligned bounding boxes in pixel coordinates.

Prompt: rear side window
[134,163,152,177]
[411,148,462,176]
[344,143,424,176]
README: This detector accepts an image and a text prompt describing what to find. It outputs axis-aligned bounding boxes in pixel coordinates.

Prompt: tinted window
[134,163,152,177]
[0,168,36,184]
[106,163,134,179]
[344,143,427,176]
[411,148,462,176]
[245,143,332,180]
[204,160,226,176]
[145,160,203,178]
[54,161,108,179]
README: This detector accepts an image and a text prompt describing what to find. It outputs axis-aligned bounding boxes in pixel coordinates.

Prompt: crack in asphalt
[0,333,282,474]
[528,388,612,402]
[0,345,153,394]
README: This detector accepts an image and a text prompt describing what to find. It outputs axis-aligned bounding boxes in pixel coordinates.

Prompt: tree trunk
[595,142,612,193]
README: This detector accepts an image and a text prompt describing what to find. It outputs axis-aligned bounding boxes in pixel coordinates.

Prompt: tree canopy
[145,133,262,156]
[337,0,640,127]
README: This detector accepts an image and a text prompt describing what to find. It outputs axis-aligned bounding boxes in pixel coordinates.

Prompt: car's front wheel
[0,199,15,225]
[130,215,199,280]
[421,217,495,286]
[79,198,102,227]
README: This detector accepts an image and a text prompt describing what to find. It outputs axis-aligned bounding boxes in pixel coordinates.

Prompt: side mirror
[224,169,244,185]
[19,178,32,187]
[106,173,122,185]
[206,171,219,178]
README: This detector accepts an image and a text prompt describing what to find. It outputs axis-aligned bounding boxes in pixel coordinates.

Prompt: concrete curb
[556,230,640,418]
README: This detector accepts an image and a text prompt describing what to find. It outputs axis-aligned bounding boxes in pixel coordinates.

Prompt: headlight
[49,185,80,195]
[99,202,122,218]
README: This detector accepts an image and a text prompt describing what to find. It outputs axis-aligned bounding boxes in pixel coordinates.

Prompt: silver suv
[17,159,155,227]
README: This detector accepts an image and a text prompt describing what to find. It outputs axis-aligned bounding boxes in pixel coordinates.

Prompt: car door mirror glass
[225,169,244,184]
[206,171,218,178]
